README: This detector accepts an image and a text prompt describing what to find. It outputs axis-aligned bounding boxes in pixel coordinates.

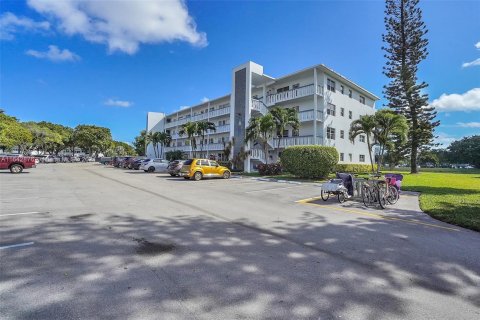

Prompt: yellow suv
[180,159,231,181]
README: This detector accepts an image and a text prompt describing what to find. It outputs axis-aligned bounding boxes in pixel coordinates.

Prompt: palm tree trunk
[366,137,374,173]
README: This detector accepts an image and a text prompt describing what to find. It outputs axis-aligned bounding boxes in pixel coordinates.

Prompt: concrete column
[313,68,318,144]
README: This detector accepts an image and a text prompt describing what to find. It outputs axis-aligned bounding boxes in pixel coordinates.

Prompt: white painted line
[0,242,34,250]
[0,211,43,217]
[245,185,303,193]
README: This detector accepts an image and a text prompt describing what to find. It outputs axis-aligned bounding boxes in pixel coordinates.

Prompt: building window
[349,153,352,162]
[292,83,300,89]
[360,96,366,104]
[349,111,352,119]
[340,107,344,117]
[327,103,336,116]
[360,135,365,143]
[209,138,214,143]
[340,85,344,94]
[327,79,336,92]
[340,153,344,161]
[359,154,365,162]
[327,127,336,140]
[348,89,352,98]
[277,86,289,93]
[340,130,344,139]
[292,129,299,137]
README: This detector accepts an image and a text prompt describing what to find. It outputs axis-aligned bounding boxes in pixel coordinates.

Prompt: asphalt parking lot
[1,163,479,319]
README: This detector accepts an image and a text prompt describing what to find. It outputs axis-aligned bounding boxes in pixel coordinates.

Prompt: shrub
[257,162,282,176]
[334,163,377,173]
[218,161,232,169]
[165,150,184,161]
[280,146,338,178]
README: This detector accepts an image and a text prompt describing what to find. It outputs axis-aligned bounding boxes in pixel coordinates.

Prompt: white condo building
[146,61,379,172]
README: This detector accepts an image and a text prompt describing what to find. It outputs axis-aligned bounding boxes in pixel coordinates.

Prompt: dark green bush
[165,150,184,161]
[280,146,338,178]
[218,161,232,169]
[257,163,282,175]
[335,163,377,173]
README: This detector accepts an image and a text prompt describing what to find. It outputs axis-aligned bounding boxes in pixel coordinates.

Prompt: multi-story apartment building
[147,61,379,172]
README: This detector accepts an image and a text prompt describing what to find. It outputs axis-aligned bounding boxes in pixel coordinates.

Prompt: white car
[140,158,170,173]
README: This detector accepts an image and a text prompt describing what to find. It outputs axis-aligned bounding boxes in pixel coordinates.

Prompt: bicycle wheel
[377,186,387,209]
[338,191,346,203]
[386,185,399,205]
[321,189,330,201]
[362,185,372,207]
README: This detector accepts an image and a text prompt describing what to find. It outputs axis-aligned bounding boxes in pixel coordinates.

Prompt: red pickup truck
[0,155,36,173]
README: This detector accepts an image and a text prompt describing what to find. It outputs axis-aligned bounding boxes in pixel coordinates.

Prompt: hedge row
[280,146,338,178]
[334,163,377,173]
[257,163,282,175]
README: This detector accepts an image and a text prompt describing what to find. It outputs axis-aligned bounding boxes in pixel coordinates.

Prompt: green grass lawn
[240,169,480,231]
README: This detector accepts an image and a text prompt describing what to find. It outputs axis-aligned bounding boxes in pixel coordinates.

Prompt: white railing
[250,149,266,162]
[317,110,324,121]
[204,143,224,151]
[266,84,315,106]
[297,110,324,122]
[208,124,230,134]
[316,85,324,96]
[164,145,191,152]
[271,136,323,148]
[251,99,268,115]
[209,107,230,119]
[191,113,208,122]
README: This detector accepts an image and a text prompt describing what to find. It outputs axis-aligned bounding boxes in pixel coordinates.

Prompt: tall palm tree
[374,110,408,172]
[349,114,376,172]
[145,131,157,157]
[245,113,276,164]
[179,122,198,158]
[196,121,216,155]
[158,131,172,159]
[270,106,300,155]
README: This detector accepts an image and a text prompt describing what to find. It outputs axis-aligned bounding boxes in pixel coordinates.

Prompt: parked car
[132,158,149,170]
[140,158,170,173]
[121,156,135,168]
[180,159,231,181]
[112,157,126,167]
[167,160,185,176]
[99,157,112,165]
[0,155,36,173]
[125,156,146,169]
[44,155,57,163]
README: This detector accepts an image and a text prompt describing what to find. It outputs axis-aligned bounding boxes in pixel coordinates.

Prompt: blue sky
[1,0,479,146]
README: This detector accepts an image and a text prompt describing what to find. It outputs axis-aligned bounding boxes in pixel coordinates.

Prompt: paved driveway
[1,164,479,319]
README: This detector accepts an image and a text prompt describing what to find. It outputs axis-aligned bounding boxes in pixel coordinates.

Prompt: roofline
[267,63,380,101]
[169,93,231,115]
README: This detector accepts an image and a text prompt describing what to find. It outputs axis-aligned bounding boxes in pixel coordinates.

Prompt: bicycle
[361,173,399,209]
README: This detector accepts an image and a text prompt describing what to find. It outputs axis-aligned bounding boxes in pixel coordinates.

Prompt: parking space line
[295,197,460,232]
[245,185,304,193]
[0,211,44,217]
[0,242,34,250]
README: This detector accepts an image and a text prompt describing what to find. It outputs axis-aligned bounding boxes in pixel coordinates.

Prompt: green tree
[349,114,376,172]
[270,106,300,156]
[156,131,172,159]
[382,0,439,173]
[165,150,184,161]
[373,109,408,172]
[145,131,157,157]
[196,121,216,155]
[23,122,63,154]
[133,130,146,156]
[37,121,74,155]
[245,113,276,164]
[448,136,480,168]
[179,122,199,158]
[73,125,112,156]
[0,114,33,152]
[418,151,439,167]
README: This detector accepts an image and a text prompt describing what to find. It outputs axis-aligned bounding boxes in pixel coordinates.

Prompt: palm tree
[145,131,157,157]
[179,122,198,158]
[349,114,376,172]
[270,106,300,156]
[196,121,216,156]
[245,113,276,164]
[374,110,408,172]
[158,131,172,159]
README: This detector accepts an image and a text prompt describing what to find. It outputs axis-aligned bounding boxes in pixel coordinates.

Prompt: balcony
[271,135,323,148]
[251,99,268,115]
[165,107,231,128]
[208,106,230,119]
[208,124,230,134]
[298,110,324,122]
[266,84,323,106]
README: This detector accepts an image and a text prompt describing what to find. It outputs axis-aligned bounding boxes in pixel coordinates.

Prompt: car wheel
[223,171,231,179]
[147,166,155,173]
[193,171,202,181]
[10,164,23,174]
[144,170,148,172]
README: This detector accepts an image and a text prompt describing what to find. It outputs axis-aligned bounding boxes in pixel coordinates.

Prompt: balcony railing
[298,110,324,122]
[209,106,230,119]
[165,107,231,128]
[271,136,323,148]
[208,124,230,134]
[250,149,266,162]
[266,84,323,106]
[251,99,268,115]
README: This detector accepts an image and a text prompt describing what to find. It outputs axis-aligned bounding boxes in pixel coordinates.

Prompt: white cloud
[26,45,80,62]
[200,97,210,103]
[0,12,50,40]
[462,58,480,68]
[434,133,457,148]
[457,122,480,128]
[430,88,480,112]
[104,98,133,108]
[475,42,480,50]
[27,0,207,54]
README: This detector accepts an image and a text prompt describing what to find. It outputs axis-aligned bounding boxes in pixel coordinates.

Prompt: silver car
[140,158,170,173]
